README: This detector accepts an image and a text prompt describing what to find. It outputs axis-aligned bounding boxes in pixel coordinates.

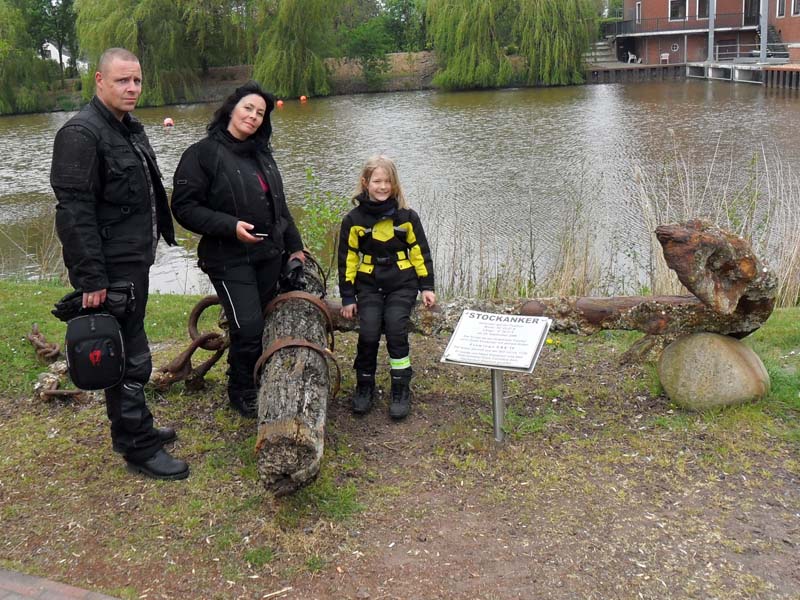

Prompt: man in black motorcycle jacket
[50,47,189,480]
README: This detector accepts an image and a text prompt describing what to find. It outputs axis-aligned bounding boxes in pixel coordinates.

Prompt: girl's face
[364,167,393,202]
[227,93,266,140]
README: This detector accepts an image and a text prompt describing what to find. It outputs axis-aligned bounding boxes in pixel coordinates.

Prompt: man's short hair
[97,48,139,73]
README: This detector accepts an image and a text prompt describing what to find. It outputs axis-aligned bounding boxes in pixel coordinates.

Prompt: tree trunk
[255,265,332,496]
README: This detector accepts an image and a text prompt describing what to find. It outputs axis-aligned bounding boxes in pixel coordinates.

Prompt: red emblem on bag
[89,349,102,366]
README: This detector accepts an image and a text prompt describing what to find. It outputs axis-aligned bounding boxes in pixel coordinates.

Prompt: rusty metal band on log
[253,336,341,400]
[263,291,336,351]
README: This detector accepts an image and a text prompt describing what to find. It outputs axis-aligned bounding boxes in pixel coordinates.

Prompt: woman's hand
[340,303,357,319]
[288,249,306,263]
[236,221,261,243]
[421,290,436,308]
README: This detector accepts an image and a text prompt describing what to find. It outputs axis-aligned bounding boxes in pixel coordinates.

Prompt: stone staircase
[584,40,618,65]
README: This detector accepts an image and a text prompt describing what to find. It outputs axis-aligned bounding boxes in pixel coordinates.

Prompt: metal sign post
[440,310,551,444]
[491,369,505,443]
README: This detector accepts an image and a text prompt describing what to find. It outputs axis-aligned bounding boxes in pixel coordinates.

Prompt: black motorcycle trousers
[354,286,418,376]
[101,265,160,462]
[210,259,282,393]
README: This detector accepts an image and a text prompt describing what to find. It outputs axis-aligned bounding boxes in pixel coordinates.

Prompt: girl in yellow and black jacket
[337,156,435,420]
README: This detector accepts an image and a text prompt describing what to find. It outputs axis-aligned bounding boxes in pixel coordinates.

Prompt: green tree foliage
[47,0,78,81]
[253,0,339,98]
[9,0,50,57]
[516,0,596,86]
[426,0,513,89]
[75,0,201,105]
[0,0,55,113]
[383,0,427,51]
[342,16,393,87]
[182,0,259,71]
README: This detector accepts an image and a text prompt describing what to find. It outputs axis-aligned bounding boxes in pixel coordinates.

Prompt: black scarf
[357,193,398,217]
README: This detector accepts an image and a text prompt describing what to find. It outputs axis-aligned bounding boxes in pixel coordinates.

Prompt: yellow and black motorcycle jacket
[337,195,434,305]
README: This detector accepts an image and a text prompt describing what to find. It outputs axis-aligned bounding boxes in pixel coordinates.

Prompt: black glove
[280,258,306,292]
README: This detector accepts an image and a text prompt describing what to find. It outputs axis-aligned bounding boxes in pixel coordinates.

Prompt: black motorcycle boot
[389,368,413,420]
[229,387,258,418]
[113,426,176,453]
[126,449,190,480]
[351,372,376,415]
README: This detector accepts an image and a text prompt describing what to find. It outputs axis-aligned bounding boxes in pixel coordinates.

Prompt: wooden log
[255,265,332,496]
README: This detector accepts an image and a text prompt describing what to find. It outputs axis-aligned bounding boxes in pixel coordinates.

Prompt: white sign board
[440,310,552,373]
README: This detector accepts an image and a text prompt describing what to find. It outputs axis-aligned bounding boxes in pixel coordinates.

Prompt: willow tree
[253,0,339,98]
[516,0,597,86]
[182,0,259,71]
[0,0,54,113]
[75,0,199,105]
[426,0,513,90]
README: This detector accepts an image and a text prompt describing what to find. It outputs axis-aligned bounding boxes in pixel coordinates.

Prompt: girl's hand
[288,250,306,263]
[341,304,357,319]
[421,290,436,308]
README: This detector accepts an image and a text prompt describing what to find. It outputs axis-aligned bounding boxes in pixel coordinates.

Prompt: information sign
[440,310,551,373]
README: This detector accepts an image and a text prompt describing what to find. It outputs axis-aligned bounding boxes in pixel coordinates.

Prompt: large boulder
[658,333,770,411]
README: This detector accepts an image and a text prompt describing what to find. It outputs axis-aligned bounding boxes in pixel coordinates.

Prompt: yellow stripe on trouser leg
[389,356,411,370]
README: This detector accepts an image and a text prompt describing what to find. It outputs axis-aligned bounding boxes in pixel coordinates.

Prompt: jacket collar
[90,96,144,136]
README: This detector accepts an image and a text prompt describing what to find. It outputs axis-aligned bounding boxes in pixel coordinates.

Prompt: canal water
[1,81,798,295]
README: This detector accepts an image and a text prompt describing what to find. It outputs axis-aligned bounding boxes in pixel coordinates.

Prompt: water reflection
[1,81,798,295]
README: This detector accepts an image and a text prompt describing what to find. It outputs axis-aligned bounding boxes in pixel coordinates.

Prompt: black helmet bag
[65,312,125,390]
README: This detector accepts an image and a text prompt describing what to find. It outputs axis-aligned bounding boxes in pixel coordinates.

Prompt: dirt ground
[1,331,799,600]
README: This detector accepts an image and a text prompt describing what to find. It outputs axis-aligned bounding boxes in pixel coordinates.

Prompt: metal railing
[714,42,790,61]
[603,12,758,36]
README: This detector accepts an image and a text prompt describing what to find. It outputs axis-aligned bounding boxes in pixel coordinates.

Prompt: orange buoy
[299,95,307,102]
[276,99,284,108]
[163,117,174,127]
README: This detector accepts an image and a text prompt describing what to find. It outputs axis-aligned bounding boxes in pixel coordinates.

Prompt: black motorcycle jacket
[337,195,434,305]
[50,96,176,292]
[170,127,303,275]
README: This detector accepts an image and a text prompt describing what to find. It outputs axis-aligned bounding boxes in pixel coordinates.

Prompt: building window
[793,0,800,15]
[697,0,709,18]
[670,0,687,20]
[777,0,785,17]
[636,1,642,22]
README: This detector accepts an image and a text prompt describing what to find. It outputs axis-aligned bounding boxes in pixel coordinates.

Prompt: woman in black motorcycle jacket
[171,81,305,417]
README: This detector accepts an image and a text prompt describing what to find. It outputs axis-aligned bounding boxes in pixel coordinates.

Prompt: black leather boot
[113,426,176,454]
[229,388,258,418]
[125,449,190,480]
[389,368,412,420]
[351,373,375,415]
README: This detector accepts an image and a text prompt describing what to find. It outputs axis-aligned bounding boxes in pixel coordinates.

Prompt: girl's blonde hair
[352,155,409,209]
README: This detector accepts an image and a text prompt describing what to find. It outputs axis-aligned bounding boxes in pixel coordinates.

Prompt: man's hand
[289,250,306,263]
[83,289,107,309]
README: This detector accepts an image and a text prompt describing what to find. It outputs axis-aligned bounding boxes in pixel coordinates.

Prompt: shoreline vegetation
[32,51,465,116]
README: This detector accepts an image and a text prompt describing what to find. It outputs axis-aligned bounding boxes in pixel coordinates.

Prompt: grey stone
[658,332,770,411]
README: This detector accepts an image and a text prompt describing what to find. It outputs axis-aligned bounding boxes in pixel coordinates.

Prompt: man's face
[95,58,142,120]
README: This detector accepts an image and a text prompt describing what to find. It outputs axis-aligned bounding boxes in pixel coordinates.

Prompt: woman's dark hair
[207,81,276,145]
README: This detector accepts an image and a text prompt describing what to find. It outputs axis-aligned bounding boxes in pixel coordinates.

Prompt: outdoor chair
[660,52,670,64]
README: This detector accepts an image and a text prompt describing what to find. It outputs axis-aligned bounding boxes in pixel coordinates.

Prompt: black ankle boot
[390,368,412,420]
[229,388,258,418]
[351,374,375,415]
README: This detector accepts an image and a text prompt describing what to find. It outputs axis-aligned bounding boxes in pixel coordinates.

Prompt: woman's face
[227,93,267,140]
[364,167,393,202]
